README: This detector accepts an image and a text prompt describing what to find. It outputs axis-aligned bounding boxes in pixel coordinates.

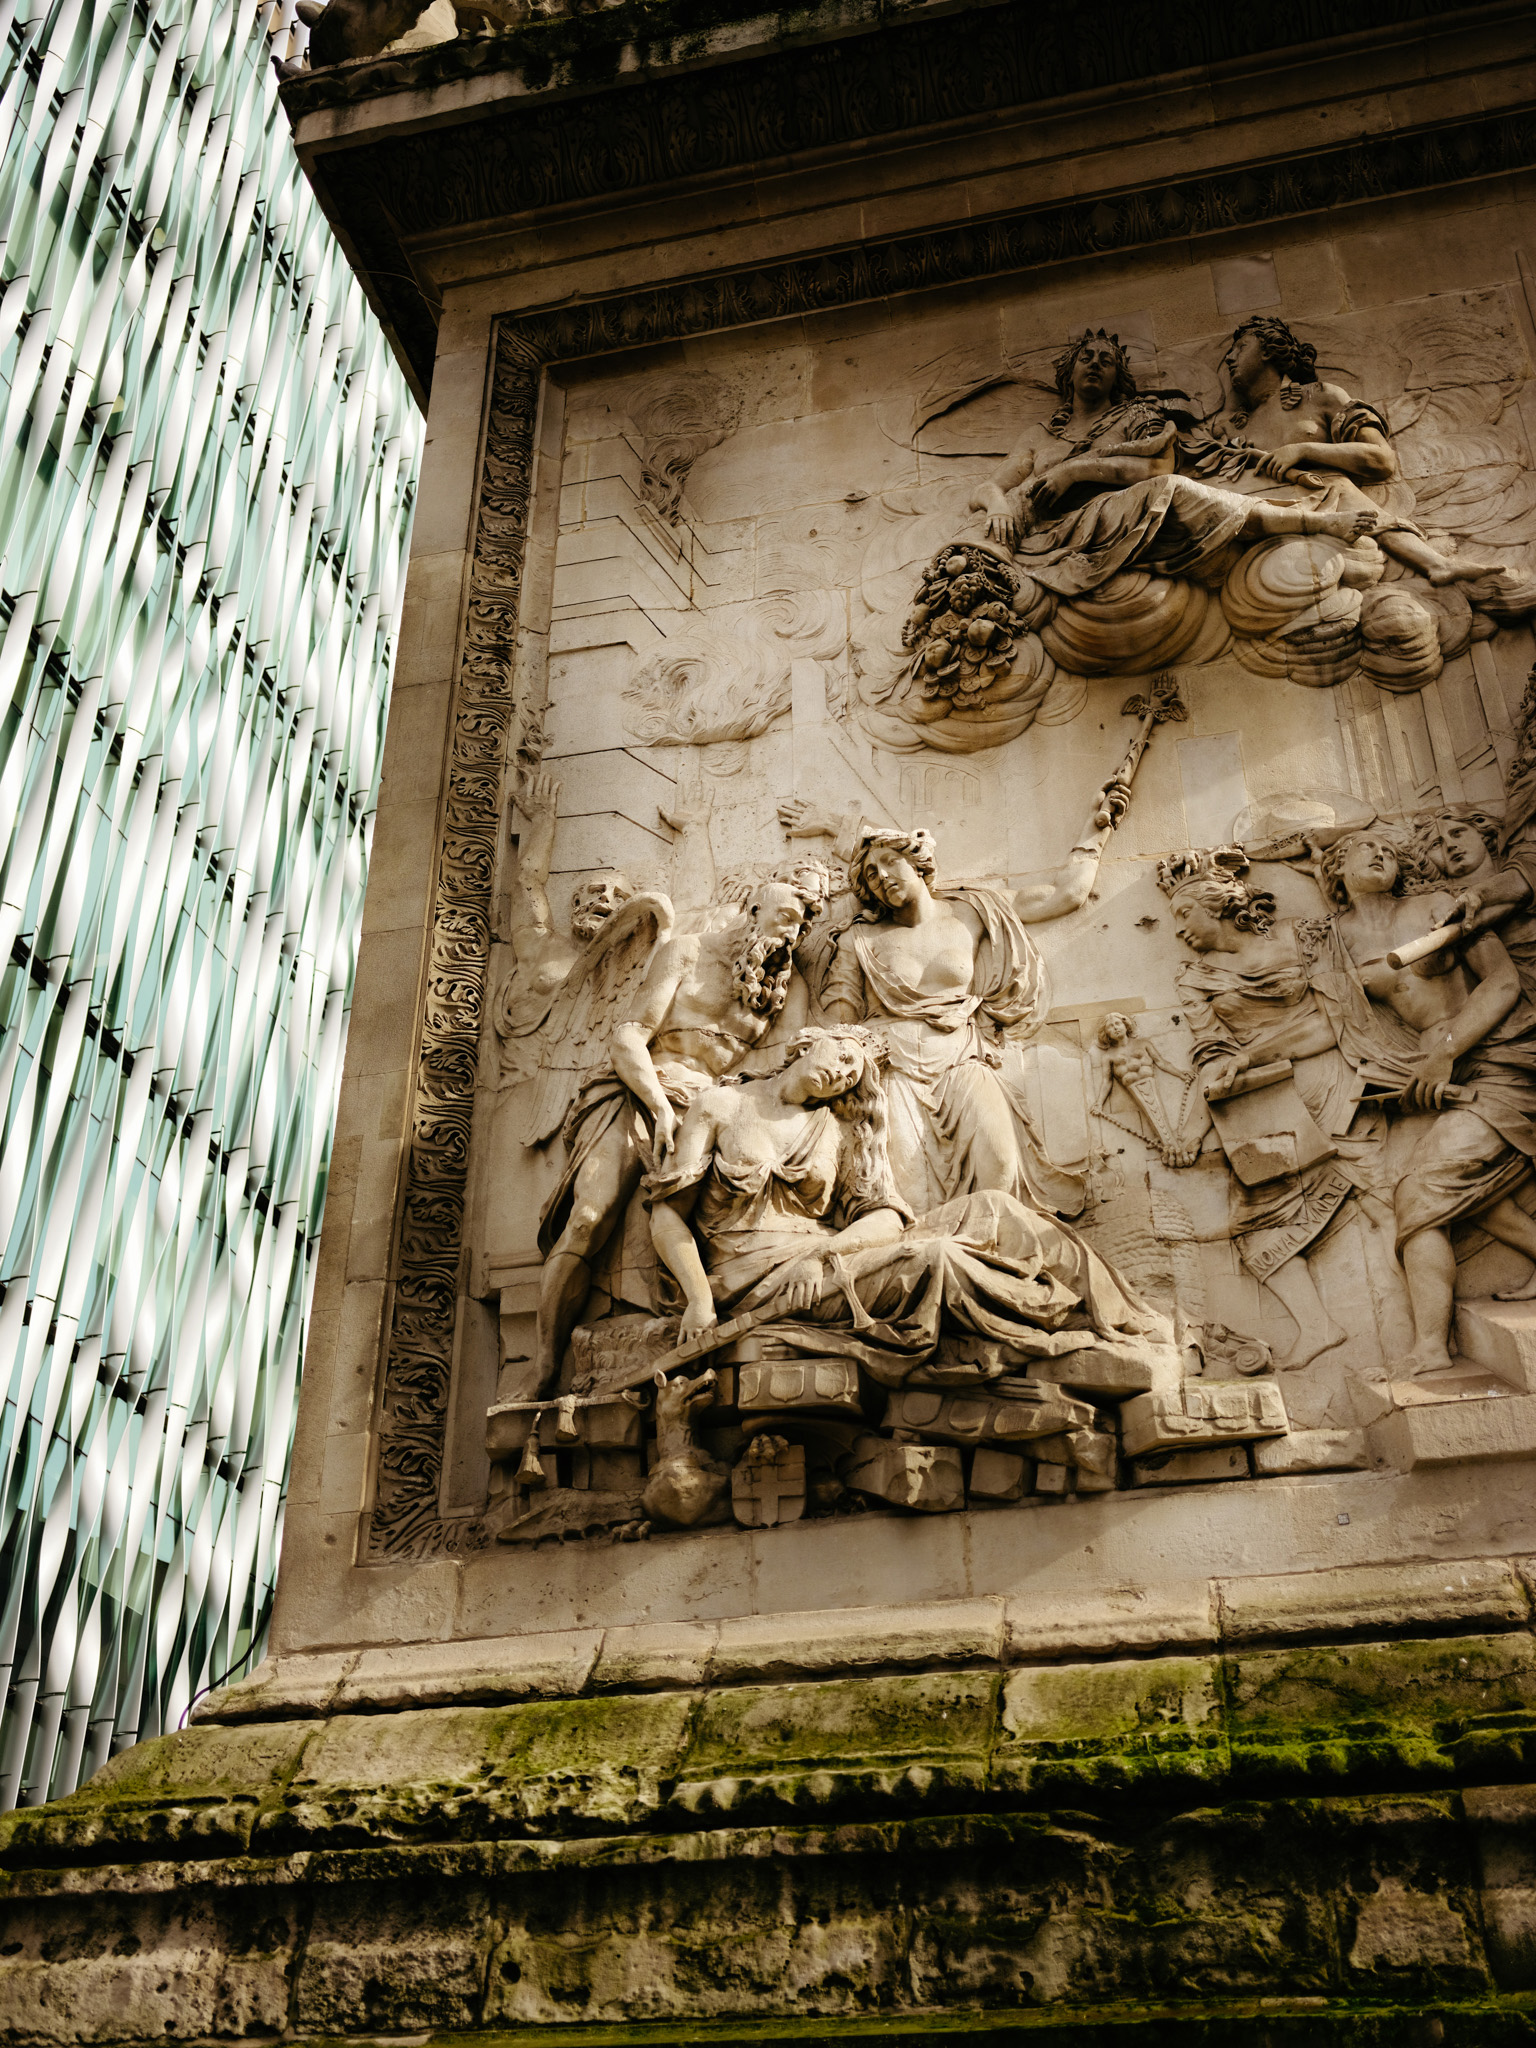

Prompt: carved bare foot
[1303,508,1378,544]
[1276,1318,1348,1370]
[1494,1268,1536,1301]
[1426,556,1510,588]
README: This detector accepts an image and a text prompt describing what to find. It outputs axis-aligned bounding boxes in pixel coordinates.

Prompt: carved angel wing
[517,891,674,1148]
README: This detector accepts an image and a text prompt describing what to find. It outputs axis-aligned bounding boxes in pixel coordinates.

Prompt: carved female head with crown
[1052,328,1137,411]
[1156,846,1278,954]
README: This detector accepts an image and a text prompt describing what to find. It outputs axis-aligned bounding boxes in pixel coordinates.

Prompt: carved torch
[1114,672,1188,798]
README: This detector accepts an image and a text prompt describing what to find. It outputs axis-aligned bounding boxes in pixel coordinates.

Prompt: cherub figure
[1092,1012,1204,1169]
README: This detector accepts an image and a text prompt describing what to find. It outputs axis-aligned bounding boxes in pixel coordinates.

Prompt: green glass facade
[0,0,420,1805]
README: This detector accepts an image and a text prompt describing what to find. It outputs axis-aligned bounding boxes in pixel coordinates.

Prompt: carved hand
[774,1254,825,1316]
[1404,1044,1456,1111]
[659,783,714,833]
[518,766,561,821]
[978,484,1022,550]
[679,1298,718,1342]
[1252,444,1313,481]
[777,796,837,839]
[1027,463,1078,515]
[1092,777,1132,830]
[1200,1051,1250,1100]
[652,1098,680,1160]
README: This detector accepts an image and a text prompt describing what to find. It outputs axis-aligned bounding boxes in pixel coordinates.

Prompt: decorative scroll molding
[364,102,1536,1557]
[368,326,543,1558]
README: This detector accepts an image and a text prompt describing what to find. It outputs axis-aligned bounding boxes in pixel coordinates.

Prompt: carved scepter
[1114,672,1188,795]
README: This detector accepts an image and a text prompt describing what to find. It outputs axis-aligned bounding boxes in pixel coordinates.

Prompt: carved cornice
[319,42,1536,400]
[364,98,1536,1557]
[286,0,1486,129]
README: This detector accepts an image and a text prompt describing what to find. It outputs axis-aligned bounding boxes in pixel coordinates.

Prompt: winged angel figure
[505,832,831,1396]
[513,889,676,1153]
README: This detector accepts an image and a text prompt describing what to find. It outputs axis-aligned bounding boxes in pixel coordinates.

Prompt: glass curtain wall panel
[0,0,421,1807]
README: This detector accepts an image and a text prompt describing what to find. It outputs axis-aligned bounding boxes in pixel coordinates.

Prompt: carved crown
[1154,845,1252,898]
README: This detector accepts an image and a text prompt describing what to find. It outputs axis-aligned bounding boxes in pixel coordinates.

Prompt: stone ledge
[198,1558,1532,1725]
[23,1629,1536,1877]
[1217,1557,1533,1648]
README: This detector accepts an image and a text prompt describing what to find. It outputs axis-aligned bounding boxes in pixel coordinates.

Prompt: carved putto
[899,543,1031,710]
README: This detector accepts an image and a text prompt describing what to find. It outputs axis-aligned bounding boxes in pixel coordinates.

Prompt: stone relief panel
[452,268,1536,1552]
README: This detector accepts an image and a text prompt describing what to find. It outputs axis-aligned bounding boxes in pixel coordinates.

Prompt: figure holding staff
[781,695,1181,1217]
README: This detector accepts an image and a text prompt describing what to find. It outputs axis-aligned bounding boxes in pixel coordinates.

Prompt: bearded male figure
[496,769,718,1063]
[533,867,828,1395]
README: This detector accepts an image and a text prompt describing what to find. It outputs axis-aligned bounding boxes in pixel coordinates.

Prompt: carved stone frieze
[364,60,1536,1555]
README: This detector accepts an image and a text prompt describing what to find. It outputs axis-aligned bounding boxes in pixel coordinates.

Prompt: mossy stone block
[1227,1633,1536,1788]
[995,1656,1227,1799]
[682,1670,998,1772]
[669,1671,998,1823]
[0,1721,313,1865]
[260,1692,702,1848]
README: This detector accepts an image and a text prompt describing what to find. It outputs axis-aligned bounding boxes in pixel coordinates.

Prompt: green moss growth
[274,1989,1536,2042]
[10,1636,1536,1867]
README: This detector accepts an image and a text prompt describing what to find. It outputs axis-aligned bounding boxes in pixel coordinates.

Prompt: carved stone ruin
[10,1,1536,2038]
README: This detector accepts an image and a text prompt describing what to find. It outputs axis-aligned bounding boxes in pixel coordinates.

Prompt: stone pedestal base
[8,1558,1536,2042]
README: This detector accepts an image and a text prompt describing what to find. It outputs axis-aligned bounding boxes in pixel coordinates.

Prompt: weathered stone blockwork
[15,0,1536,2035]
[10,1563,1536,2036]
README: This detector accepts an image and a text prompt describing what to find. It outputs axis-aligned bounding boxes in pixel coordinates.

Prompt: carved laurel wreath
[363,103,1536,1560]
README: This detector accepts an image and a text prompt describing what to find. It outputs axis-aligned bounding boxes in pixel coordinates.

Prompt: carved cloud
[623,591,846,748]
[621,372,745,525]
